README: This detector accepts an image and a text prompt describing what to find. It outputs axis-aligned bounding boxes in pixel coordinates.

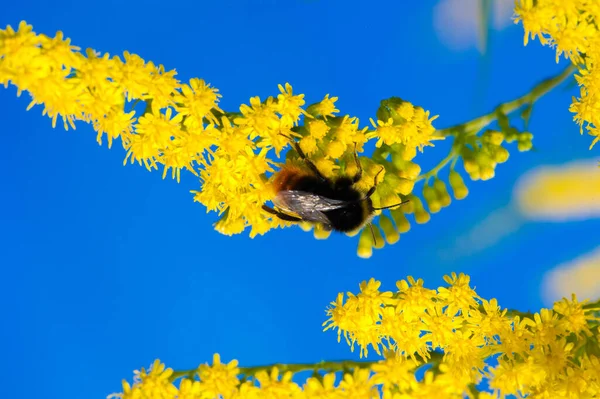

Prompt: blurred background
[1,1,598,398]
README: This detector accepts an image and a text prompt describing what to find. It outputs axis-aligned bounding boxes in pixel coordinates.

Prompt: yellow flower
[367,108,438,161]
[307,94,339,119]
[436,272,479,315]
[489,356,546,397]
[124,107,184,171]
[254,367,301,397]
[178,378,202,399]
[379,306,429,362]
[470,298,510,344]
[197,354,240,399]
[276,82,307,126]
[515,0,600,148]
[174,78,223,128]
[496,315,534,359]
[302,373,340,399]
[322,280,394,357]
[528,308,564,347]
[553,294,597,338]
[307,119,330,140]
[111,359,178,399]
[419,304,465,349]
[370,353,418,393]
[533,338,575,379]
[0,22,439,246]
[338,368,379,399]
[395,276,436,322]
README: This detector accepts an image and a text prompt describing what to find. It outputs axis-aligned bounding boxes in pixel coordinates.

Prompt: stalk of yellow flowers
[515,0,600,149]
[0,21,437,254]
[111,273,600,399]
[0,21,576,257]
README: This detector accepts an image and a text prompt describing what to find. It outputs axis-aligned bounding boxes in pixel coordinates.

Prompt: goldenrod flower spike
[0,19,579,257]
[515,0,600,149]
[112,274,600,398]
[0,21,444,253]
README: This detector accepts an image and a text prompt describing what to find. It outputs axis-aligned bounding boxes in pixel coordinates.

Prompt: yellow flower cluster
[324,273,600,398]
[514,0,600,148]
[110,275,600,399]
[0,21,439,241]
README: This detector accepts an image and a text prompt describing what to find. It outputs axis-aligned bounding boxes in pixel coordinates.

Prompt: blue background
[1,1,597,398]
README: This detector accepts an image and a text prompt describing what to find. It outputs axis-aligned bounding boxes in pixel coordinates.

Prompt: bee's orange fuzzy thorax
[273,165,310,192]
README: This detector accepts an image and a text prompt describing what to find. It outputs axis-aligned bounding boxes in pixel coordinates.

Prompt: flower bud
[394,177,415,196]
[391,208,411,233]
[463,158,479,175]
[357,228,374,259]
[399,161,421,180]
[449,170,468,199]
[482,130,504,146]
[371,225,385,249]
[480,165,495,181]
[379,214,400,244]
[299,135,318,155]
[422,184,441,213]
[468,168,481,181]
[409,196,430,224]
[433,178,452,207]
[394,101,415,121]
[326,140,346,158]
[492,146,510,163]
[517,140,533,152]
[414,209,431,224]
[314,223,332,240]
[519,132,533,141]
[307,119,330,139]
[503,127,519,143]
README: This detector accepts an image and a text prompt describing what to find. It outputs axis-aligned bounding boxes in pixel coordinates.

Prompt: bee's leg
[364,166,385,199]
[350,143,363,184]
[262,204,303,222]
[280,133,327,181]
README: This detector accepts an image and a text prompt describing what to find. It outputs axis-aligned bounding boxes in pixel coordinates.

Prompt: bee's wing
[273,190,347,226]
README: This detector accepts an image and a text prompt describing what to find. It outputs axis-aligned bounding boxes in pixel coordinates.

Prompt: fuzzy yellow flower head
[368,98,439,161]
[0,21,443,256]
[515,0,600,148]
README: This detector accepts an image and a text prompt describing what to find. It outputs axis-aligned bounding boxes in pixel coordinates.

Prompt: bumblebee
[262,136,408,234]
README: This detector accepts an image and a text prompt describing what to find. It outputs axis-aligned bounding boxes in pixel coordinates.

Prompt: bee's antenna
[363,166,386,200]
[368,223,377,246]
[371,199,411,211]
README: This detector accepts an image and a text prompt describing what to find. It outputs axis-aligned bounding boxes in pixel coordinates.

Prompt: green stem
[438,63,576,137]
[416,150,457,182]
[415,63,576,181]
[170,352,445,382]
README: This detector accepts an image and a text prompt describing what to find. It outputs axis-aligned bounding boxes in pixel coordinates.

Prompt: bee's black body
[268,168,373,232]
[261,137,385,233]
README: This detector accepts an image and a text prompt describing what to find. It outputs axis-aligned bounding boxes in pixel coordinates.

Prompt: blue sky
[1,1,598,398]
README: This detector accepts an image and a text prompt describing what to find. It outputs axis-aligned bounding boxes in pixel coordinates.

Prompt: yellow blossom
[302,373,339,399]
[436,272,479,314]
[515,0,600,148]
[338,368,379,398]
[174,78,222,128]
[197,354,240,399]
[307,94,339,119]
[254,367,302,397]
[112,359,178,399]
[395,276,436,322]
[370,354,418,394]
[0,21,435,249]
